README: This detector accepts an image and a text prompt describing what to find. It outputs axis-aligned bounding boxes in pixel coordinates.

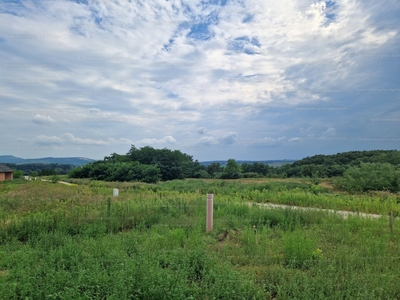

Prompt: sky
[1,0,399,162]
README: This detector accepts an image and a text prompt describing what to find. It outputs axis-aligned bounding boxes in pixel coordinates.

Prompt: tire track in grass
[248,202,388,219]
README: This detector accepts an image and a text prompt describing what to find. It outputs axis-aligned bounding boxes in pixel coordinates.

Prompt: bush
[243,172,260,178]
[192,170,211,179]
[13,170,24,179]
[51,175,60,183]
[283,230,316,269]
[69,162,161,183]
[334,162,400,193]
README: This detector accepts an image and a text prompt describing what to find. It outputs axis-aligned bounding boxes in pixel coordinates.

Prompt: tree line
[279,150,400,178]
[68,146,284,183]
[68,147,400,192]
[5,163,76,176]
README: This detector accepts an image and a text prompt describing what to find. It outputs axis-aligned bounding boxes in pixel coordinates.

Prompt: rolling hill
[0,155,95,166]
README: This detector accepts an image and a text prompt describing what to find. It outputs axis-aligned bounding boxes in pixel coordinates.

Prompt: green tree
[334,162,400,193]
[68,164,91,178]
[51,175,60,183]
[207,163,222,177]
[241,162,274,176]
[220,159,242,179]
[127,145,195,181]
[39,169,56,176]
[192,169,211,179]
[281,150,400,178]
[13,170,24,179]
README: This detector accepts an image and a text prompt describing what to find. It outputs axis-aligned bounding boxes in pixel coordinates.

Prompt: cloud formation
[0,0,399,160]
[32,115,56,125]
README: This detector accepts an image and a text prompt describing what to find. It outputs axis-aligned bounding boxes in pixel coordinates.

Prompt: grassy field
[1,178,399,299]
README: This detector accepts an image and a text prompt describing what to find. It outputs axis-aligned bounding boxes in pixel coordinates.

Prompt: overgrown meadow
[1,178,399,299]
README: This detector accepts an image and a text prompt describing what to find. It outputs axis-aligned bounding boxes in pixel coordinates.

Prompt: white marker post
[113,188,119,197]
[206,194,213,233]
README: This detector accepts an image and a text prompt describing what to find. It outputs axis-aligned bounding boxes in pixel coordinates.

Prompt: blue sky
[1,0,399,161]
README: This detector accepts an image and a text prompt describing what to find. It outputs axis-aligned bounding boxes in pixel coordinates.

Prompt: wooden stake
[206,194,213,233]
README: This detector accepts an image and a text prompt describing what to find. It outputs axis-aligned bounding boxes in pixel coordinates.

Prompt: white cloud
[198,136,219,145]
[61,133,109,145]
[35,135,63,144]
[237,136,286,146]
[196,132,239,145]
[33,133,132,146]
[326,127,337,136]
[288,137,302,142]
[32,114,55,124]
[137,136,177,145]
[1,0,399,160]
[118,138,133,145]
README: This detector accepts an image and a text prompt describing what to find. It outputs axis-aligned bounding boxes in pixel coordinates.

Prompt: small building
[0,164,14,181]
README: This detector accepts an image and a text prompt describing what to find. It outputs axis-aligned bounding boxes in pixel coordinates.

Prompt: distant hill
[199,160,297,167]
[291,150,400,167]
[0,155,95,166]
[279,149,400,178]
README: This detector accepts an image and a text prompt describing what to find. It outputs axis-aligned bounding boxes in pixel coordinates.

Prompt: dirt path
[40,179,74,186]
[58,181,74,186]
[249,202,386,219]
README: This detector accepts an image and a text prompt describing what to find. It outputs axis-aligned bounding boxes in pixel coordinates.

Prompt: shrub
[334,162,400,193]
[51,175,60,183]
[13,170,24,179]
[283,230,316,269]
[243,172,260,178]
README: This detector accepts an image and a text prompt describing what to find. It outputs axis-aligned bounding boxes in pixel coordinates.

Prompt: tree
[70,145,198,182]
[192,169,211,179]
[69,164,91,178]
[126,145,196,181]
[13,170,24,179]
[39,169,56,176]
[281,150,400,178]
[334,162,400,193]
[241,162,273,176]
[220,159,242,179]
[207,163,222,177]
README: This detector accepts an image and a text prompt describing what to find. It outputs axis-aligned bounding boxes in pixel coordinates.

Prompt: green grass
[0,179,399,299]
[67,177,400,215]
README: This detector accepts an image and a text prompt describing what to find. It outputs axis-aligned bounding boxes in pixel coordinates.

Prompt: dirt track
[249,202,386,219]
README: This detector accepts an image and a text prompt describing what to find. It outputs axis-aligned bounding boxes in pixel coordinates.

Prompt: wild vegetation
[334,162,400,193]
[68,148,400,193]
[5,163,76,176]
[279,149,400,178]
[1,178,399,299]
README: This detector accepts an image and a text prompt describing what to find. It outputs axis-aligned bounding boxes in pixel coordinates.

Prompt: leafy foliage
[220,159,242,179]
[68,148,400,190]
[12,170,24,179]
[128,145,199,181]
[4,163,76,175]
[334,162,400,193]
[70,161,161,183]
[279,150,400,178]
[206,162,223,177]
